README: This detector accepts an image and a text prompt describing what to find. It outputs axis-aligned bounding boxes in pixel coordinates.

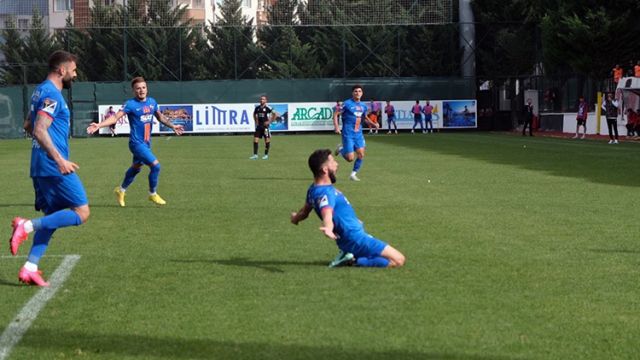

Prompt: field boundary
[0,255,81,360]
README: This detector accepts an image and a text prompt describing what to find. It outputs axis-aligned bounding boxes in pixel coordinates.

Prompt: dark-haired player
[250,95,275,160]
[291,149,406,268]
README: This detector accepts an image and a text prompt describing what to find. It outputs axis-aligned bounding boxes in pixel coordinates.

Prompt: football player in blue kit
[9,51,90,286]
[87,77,184,206]
[332,85,379,181]
[291,149,405,268]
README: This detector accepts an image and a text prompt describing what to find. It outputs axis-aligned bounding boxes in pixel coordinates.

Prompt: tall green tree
[0,16,26,85]
[204,0,257,79]
[257,0,320,78]
[22,8,61,83]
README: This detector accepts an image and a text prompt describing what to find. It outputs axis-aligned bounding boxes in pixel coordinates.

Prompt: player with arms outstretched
[87,77,184,206]
[291,149,405,268]
[332,85,379,181]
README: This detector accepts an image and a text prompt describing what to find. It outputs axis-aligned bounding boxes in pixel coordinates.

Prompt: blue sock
[122,166,141,189]
[356,257,390,268]
[149,163,161,193]
[27,229,55,264]
[32,209,82,231]
[353,158,363,172]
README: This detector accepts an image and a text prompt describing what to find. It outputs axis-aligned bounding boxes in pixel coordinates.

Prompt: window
[17,19,29,31]
[192,0,204,8]
[103,0,116,5]
[55,0,73,11]
[242,0,251,7]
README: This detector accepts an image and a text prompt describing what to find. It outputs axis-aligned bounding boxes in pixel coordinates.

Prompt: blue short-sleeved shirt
[341,99,368,137]
[29,80,71,177]
[122,97,158,147]
[306,184,365,240]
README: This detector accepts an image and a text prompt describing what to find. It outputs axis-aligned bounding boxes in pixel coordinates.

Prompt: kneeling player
[290,149,405,268]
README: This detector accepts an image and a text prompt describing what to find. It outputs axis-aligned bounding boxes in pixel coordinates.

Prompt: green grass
[1,133,639,360]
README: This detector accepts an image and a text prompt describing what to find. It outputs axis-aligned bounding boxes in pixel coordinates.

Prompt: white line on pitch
[0,255,81,360]
[0,255,71,259]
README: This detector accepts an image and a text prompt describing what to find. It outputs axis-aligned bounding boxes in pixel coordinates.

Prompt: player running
[291,149,406,268]
[9,51,90,286]
[250,95,275,160]
[332,85,379,181]
[87,77,184,207]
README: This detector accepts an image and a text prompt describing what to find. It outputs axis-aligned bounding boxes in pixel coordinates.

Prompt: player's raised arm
[33,112,78,174]
[87,110,126,134]
[291,202,312,225]
[155,109,184,135]
[318,207,336,240]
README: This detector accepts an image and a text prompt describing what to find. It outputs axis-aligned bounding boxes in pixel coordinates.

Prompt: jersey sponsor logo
[40,98,57,115]
[141,114,154,122]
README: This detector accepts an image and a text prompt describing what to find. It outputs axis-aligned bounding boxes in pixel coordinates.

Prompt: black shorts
[577,118,586,126]
[254,126,271,139]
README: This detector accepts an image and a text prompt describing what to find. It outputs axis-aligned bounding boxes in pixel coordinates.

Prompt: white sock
[120,187,126,192]
[24,220,34,233]
[24,261,38,272]
[149,192,157,196]
[350,171,357,177]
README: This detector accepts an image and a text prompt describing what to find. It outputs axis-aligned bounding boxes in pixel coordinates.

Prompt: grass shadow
[588,248,640,254]
[171,257,328,273]
[369,133,640,188]
[19,329,520,360]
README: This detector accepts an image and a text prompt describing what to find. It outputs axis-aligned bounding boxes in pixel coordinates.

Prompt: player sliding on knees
[87,77,184,207]
[291,149,405,268]
[333,85,379,181]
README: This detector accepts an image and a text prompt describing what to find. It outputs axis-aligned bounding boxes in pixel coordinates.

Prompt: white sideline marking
[0,255,80,360]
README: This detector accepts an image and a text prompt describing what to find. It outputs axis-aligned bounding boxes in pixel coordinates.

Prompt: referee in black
[250,95,275,160]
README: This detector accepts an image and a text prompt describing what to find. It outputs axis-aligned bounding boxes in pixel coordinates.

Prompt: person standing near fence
[9,50,90,287]
[422,100,434,133]
[573,96,588,139]
[602,92,619,144]
[522,98,534,136]
[411,100,424,134]
[384,100,397,134]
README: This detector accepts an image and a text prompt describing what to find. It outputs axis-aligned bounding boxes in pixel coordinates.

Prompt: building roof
[0,0,48,16]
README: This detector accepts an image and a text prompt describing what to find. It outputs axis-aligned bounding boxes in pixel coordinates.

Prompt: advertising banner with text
[97,99,475,135]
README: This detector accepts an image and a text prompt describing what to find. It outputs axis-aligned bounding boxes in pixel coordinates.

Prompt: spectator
[411,100,424,134]
[522,98,534,136]
[422,100,434,133]
[612,64,624,84]
[573,95,588,139]
[602,92,619,144]
[634,61,640,78]
[384,100,398,134]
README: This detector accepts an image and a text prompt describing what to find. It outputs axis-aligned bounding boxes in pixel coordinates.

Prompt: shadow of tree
[368,133,640,188]
[19,329,520,360]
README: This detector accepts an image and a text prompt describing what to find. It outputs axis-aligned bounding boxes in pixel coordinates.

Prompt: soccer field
[1,133,638,359]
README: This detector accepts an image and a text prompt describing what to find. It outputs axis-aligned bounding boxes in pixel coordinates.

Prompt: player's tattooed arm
[33,113,78,174]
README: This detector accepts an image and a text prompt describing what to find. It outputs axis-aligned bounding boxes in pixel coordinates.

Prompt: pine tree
[22,8,61,83]
[204,0,257,79]
[0,16,26,85]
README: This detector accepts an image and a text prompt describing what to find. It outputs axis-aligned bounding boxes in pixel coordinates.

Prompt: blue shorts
[33,173,88,214]
[424,114,432,122]
[341,134,365,156]
[130,142,157,165]
[337,233,388,259]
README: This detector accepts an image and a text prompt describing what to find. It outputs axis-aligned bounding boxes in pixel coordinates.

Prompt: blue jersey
[341,99,368,136]
[306,184,365,240]
[122,97,158,146]
[29,80,71,177]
